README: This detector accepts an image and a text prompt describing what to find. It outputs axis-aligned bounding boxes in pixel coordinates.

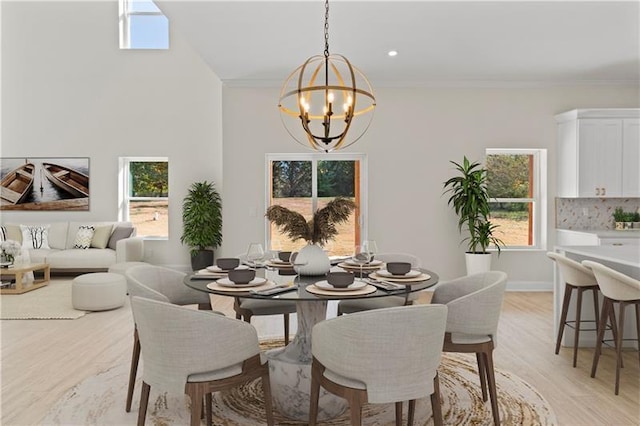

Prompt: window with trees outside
[119,0,169,49]
[486,149,547,250]
[266,153,367,257]
[119,157,169,238]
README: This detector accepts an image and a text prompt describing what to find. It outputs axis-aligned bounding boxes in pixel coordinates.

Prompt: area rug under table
[44,340,557,425]
[0,279,86,320]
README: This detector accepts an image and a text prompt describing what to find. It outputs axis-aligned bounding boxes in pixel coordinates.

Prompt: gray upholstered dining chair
[337,253,422,315]
[124,264,220,413]
[130,296,274,426]
[582,260,640,395]
[309,304,448,426]
[547,252,602,367]
[233,253,297,345]
[431,271,507,426]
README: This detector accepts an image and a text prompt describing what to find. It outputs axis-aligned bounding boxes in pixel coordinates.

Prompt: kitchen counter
[552,244,639,348]
[556,229,640,238]
[555,244,640,268]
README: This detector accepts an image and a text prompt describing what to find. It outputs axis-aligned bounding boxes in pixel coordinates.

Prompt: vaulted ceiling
[156,1,640,87]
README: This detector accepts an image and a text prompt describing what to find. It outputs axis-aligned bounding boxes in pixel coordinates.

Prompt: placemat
[337,262,382,271]
[368,272,431,283]
[206,280,275,293]
[306,283,377,297]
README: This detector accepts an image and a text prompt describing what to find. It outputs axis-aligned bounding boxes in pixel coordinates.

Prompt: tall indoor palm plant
[443,157,504,273]
[181,181,222,270]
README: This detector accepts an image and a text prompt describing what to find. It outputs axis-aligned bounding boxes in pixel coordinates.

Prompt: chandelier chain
[324,0,330,58]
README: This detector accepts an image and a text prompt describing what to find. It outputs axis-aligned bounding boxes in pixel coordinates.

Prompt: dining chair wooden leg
[408,399,416,426]
[614,302,626,395]
[476,352,488,401]
[484,349,500,426]
[309,360,322,426]
[205,393,212,426]
[591,297,610,378]
[188,384,204,426]
[349,399,363,426]
[260,368,275,426]
[284,314,290,345]
[430,373,443,426]
[126,329,140,412]
[556,284,573,354]
[573,287,584,367]
[394,401,403,425]
[137,381,150,426]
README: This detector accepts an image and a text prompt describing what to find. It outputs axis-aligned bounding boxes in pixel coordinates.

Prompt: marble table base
[266,300,348,421]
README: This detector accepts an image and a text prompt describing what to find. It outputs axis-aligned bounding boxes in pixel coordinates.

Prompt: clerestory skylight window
[119,0,169,50]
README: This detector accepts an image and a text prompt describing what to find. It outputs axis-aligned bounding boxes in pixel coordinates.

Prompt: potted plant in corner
[181,181,222,271]
[443,156,504,275]
[266,197,356,276]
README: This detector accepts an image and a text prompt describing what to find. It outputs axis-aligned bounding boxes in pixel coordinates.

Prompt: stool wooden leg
[126,329,140,412]
[615,302,626,395]
[573,287,584,367]
[592,288,600,334]
[591,297,610,378]
[476,352,488,401]
[556,284,573,355]
[636,303,640,366]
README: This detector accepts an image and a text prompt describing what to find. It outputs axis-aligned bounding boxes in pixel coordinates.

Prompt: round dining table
[184,264,439,421]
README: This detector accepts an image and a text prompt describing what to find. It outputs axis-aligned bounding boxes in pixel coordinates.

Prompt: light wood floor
[1,282,638,425]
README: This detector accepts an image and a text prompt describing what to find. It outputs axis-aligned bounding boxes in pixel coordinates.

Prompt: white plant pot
[465,252,492,275]
[293,243,331,276]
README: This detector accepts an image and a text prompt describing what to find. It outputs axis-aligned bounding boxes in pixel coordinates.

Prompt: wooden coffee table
[0,263,51,294]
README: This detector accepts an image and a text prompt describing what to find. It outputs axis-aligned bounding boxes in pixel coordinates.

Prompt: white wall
[2,2,638,282]
[1,1,223,267]
[222,85,639,283]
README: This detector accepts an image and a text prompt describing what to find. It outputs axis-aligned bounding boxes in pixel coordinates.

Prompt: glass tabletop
[183,267,439,301]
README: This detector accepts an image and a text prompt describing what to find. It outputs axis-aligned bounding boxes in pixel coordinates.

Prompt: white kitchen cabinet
[555,109,640,198]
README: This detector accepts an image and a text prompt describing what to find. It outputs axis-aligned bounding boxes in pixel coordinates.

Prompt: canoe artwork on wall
[0,157,90,211]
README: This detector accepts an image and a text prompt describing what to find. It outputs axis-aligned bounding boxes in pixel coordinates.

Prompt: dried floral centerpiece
[266,197,356,275]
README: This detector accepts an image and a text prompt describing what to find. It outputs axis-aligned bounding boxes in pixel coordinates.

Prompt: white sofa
[2,221,144,273]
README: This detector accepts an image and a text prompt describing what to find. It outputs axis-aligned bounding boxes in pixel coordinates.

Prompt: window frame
[119,0,169,50]
[265,152,368,253]
[118,156,169,240]
[485,148,547,251]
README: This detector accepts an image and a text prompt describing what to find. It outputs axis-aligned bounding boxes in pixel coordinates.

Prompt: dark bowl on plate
[278,251,292,262]
[216,258,240,270]
[327,271,355,288]
[228,268,256,284]
[386,262,412,275]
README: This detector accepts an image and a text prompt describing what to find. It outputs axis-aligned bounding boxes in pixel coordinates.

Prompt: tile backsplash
[556,198,640,230]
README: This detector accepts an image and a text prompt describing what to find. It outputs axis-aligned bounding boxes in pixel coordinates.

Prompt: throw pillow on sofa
[91,225,113,249]
[20,225,50,249]
[107,226,134,250]
[73,225,95,249]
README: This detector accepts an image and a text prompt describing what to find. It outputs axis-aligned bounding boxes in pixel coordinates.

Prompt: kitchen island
[553,244,640,348]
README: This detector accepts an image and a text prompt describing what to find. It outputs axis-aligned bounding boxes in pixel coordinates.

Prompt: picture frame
[0,157,90,211]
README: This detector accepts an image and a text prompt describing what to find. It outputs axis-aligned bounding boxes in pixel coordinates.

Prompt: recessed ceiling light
[388,50,398,57]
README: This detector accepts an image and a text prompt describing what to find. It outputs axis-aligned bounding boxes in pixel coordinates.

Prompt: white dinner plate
[343,259,383,267]
[206,264,250,273]
[216,277,268,288]
[375,269,422,278]
[314,280,368,292]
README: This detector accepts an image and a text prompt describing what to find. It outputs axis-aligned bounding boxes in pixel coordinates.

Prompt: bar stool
[547,252,602,367]
[582,260,640,395]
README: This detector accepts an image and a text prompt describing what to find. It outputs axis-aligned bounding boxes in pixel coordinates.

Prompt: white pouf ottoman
[72,272,127,311]
[108,261,149,277]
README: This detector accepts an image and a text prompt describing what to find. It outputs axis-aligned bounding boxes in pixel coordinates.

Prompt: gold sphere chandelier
[278,0,376,152]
